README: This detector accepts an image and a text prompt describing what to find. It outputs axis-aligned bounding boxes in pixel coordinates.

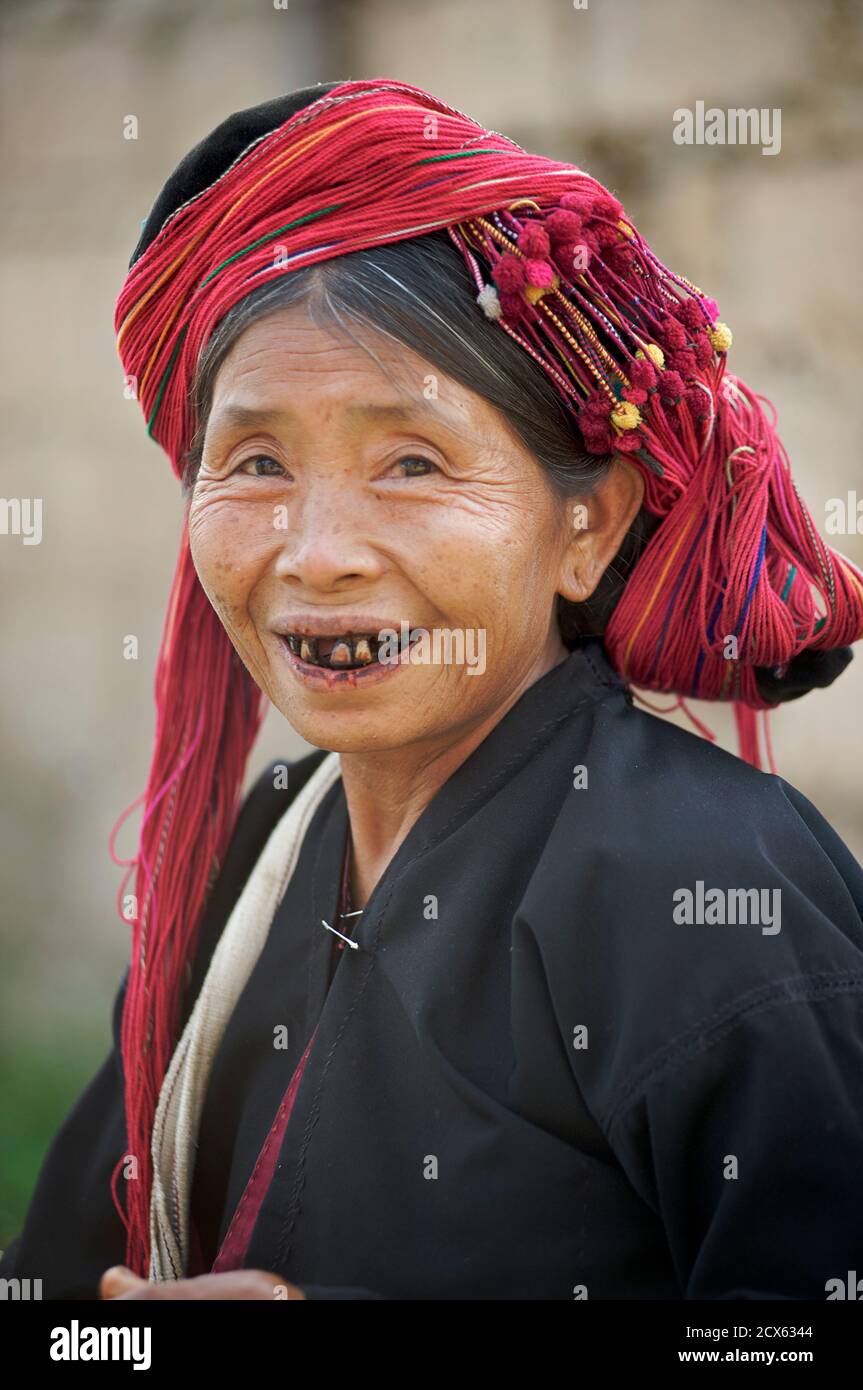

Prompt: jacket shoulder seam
[601,969,863,1136]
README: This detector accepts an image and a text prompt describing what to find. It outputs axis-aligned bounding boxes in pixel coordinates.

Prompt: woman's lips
[275,631,424,690]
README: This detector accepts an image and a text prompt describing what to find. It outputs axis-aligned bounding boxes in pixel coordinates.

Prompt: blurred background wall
[1,0,861,1245]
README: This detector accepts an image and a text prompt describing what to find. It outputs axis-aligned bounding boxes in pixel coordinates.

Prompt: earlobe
[557,458,645,605]
[558,525,601,604]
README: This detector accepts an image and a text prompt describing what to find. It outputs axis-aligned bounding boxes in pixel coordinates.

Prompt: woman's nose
[272,488,385,590]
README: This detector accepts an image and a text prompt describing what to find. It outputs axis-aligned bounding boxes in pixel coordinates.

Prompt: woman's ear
[557,458,645,604]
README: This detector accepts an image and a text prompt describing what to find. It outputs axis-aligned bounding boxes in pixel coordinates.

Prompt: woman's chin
[282,719,427,756]
[270,681,450,754]
[266,646,488,754]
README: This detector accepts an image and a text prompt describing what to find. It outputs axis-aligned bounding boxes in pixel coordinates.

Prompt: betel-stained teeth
[288,631,384,669]
[329,640,353,666]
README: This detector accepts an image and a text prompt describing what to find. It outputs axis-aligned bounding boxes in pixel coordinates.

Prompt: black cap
[130,81,344,269]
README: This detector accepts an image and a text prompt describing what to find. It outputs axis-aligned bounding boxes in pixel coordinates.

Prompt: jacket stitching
[602,970,863,1136]
[402,690,623,863]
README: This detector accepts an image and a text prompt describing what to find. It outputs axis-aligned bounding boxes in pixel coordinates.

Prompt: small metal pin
[321,917,359,949]
[340,909,364,919]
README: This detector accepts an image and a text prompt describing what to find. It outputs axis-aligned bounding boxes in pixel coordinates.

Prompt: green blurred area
[0,999,115,1249]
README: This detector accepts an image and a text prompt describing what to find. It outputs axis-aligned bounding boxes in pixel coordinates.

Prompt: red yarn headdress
[111,78,863,1274]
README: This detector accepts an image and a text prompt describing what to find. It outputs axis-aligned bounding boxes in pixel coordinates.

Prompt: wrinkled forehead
[202,307,506,451]
[206,300,439,397]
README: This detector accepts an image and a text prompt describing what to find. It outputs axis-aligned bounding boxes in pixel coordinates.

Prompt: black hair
[181,227,656,640]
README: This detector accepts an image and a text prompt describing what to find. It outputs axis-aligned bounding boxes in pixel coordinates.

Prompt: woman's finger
[99,1268,306,1300]
[99,1265,148,1299]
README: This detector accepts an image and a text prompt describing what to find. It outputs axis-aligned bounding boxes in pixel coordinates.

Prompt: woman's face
[187,302,627,754]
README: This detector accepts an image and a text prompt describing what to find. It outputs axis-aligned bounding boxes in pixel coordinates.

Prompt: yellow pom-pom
[636,343,665,370]
[611,400,642,431]
[708,321,733,353]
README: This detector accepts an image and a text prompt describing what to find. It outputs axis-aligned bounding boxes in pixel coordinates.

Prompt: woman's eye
[235,454,286,478]
[393,456,439,478]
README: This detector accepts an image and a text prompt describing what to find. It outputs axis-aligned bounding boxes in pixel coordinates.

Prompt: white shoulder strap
[149,750,342,1281]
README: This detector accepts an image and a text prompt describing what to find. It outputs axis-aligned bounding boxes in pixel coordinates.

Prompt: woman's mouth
[275,626,423,689]
[283,631,396,670]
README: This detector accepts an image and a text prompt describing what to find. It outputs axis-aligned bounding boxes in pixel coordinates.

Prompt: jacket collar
[398,636,627,854]
[300,637,628,1017]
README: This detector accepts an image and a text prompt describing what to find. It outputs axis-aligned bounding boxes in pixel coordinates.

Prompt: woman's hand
[100,1265,306,1300]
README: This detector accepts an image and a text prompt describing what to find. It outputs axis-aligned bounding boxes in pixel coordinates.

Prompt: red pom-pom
[677,299,706,332]
[590,192,624,222]
[692,333,714,369]
[668,348,698,378]
[594,224,619,250]
[560,190,595,215]
[629,359,658,390]
[614,430,643,453]
[659,371,685,405]
[606,244,635,275]
[493,254,527,293]
[659,315,687,349]
[498,289,527,320]
[524,258,555,288]
[545,208,582,243]
[622,386,648,405]
[554,241,590,276]
[517,223,551,259]
[582,388,613,420]
[582,427,614,455]
[684,386,709,419]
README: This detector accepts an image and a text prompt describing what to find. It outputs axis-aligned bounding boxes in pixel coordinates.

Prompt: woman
[3,77,863,1302]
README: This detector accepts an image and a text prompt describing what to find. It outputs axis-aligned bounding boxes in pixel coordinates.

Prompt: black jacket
[3,639,863,1299]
